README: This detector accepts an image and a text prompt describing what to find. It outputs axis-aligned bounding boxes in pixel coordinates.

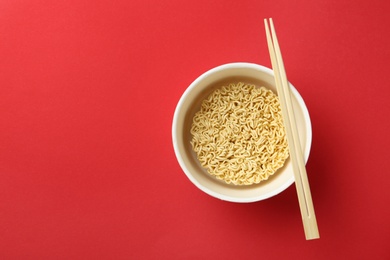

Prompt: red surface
[1,0,389,259]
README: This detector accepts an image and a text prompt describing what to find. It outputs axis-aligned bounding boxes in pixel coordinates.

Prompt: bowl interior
[173,63,311,202]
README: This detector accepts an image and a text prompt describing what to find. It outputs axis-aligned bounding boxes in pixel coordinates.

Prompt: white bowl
[172,62,312,203]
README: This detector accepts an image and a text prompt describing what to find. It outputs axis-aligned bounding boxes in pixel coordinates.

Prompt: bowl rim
[172,62,312,203]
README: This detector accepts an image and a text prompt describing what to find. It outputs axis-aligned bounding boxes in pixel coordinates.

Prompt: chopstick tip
[270,18,275,27]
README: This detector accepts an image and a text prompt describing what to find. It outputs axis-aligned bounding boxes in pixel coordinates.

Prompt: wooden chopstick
[264,18,319,240]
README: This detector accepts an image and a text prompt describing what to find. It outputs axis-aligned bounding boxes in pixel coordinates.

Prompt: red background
[1,0,389,259]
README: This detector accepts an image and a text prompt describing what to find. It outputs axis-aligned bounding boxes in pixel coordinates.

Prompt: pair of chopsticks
[264,18,319,240]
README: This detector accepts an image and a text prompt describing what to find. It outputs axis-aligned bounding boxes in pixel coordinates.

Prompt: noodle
[190,82,289,185]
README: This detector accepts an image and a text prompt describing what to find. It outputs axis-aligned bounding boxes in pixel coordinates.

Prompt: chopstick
[264,18,319,240]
